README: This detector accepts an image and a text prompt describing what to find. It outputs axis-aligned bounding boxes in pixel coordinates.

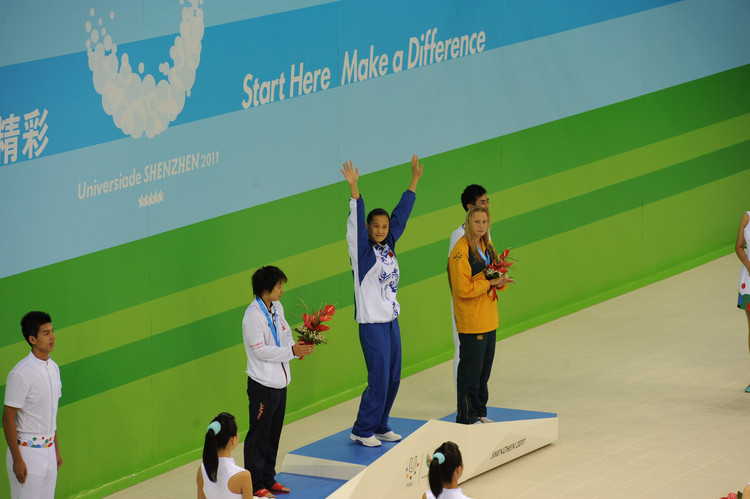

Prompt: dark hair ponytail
[428,441,463,497]
[202,412,238,482]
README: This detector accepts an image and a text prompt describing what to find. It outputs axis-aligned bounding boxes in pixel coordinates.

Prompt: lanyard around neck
[476,240,490,265]
[256,297,281,347]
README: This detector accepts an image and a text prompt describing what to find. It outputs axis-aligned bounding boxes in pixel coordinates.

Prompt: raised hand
[408,154,424,193]
[341,160,360,199]
[341,160,359,185]
[411,154,424,179]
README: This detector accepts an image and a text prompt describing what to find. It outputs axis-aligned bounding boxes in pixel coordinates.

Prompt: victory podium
[276,407,558,498]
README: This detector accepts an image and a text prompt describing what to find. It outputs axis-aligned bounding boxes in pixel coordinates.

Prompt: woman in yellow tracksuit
[448,206,511,424]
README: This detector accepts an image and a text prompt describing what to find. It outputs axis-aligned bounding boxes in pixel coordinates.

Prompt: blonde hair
[464,206,494,264]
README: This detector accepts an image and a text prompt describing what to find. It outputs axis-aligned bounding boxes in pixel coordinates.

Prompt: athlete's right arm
[3,405,27,484]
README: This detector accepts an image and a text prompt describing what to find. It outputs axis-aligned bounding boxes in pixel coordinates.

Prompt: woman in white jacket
[242,266,314,497]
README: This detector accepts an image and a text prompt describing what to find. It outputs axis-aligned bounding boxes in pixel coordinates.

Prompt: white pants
[451,298,460,393]
[6,446,57,499]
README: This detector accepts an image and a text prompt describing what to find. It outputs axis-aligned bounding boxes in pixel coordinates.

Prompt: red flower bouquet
[719,491,742,499]
[483,248,514,300]
[295,301,336,359]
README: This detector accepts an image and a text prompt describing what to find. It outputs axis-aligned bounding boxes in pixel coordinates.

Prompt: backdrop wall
[1,1,749,497]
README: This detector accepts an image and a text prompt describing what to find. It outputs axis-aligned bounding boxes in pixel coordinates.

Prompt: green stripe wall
[2,64,750,497]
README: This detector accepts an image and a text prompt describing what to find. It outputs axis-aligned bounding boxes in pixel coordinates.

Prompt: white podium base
[282,407,558,499]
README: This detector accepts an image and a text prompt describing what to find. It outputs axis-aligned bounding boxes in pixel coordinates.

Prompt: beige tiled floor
[107,254,750,498]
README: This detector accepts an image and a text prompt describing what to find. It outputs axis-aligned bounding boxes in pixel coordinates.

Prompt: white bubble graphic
[85,0,204,139]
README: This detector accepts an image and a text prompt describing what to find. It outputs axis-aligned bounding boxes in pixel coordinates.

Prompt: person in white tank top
[734,211,750,393]
[197,413,256,499]
[422,441,472,499]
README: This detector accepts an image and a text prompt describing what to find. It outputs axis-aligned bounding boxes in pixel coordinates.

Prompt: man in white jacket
[242,266,314,497]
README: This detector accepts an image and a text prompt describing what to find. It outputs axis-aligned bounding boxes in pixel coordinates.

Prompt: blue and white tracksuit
[347,190,415,437]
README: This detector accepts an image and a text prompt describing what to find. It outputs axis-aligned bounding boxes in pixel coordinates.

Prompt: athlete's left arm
[390,155,423,242]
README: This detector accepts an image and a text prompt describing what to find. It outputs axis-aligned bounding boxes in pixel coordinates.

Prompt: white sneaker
[374,431,402,442]
[478,417,494,424]
[473,420,483,425]
[350,433,382,447]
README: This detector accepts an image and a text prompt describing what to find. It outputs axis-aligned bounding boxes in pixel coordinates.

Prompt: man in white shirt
[3,311,62,499]
[448,185,491,391]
